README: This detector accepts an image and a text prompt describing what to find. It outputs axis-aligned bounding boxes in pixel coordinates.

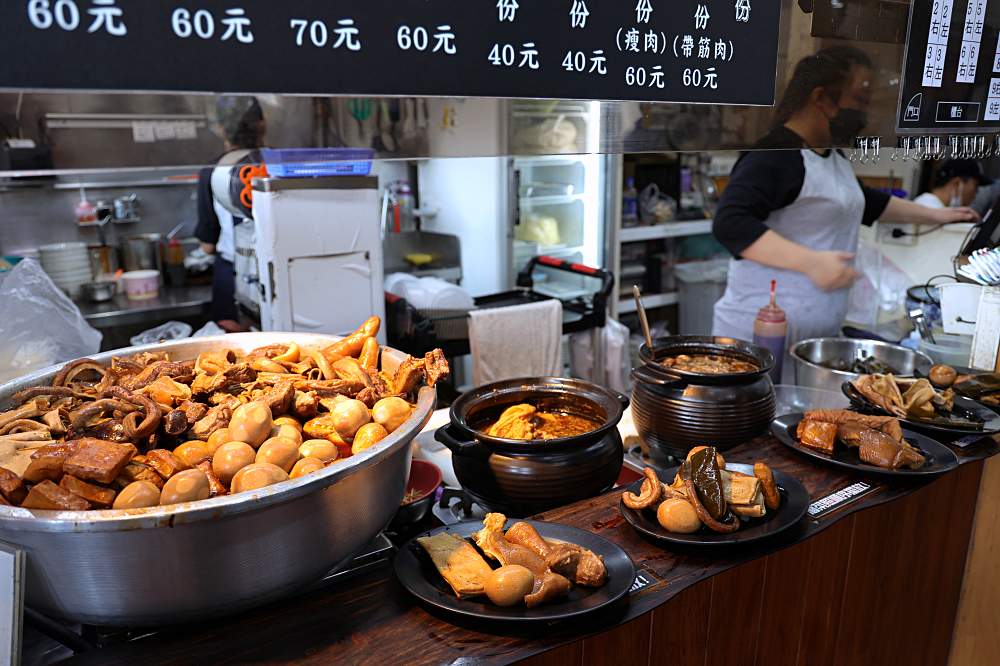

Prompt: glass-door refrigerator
[507,100,616,299]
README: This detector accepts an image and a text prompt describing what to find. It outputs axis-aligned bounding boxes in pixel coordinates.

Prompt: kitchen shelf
[619,219,713,243]
[618,291,678,313]
[520,193,586,205]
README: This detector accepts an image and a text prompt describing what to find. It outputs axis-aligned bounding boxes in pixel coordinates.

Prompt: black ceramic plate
[394,519,635,622]
[771,413,960,478]
[618,464,809,547]
[841,381,1000,437]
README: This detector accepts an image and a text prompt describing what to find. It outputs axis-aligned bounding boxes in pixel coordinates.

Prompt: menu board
[898,0,1000,133]
[0,1,781,106]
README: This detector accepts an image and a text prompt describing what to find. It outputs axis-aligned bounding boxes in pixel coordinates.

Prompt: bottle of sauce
[753,280,787,384]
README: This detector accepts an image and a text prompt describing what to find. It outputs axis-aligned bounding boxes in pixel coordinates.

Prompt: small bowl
[390,460,442,529]
[80,280,117,303]
[121,269,160,301]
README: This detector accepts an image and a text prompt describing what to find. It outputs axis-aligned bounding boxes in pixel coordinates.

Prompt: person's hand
[932,207,980,224]
[803,251,860,291]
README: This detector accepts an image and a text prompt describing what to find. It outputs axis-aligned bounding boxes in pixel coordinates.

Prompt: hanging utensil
[633,285,654,352]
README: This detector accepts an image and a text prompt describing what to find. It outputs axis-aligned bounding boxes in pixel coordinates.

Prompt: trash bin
[674,258,730,335]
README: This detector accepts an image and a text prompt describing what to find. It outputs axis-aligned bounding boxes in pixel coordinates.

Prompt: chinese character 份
[694,5,711,30]
[498,0,519,23]
[570,0,589,29]
[735,0,751,23]
[333,19,361,51]
[220,8,254,43]
[88,0,127,36]
[635,0,653,24]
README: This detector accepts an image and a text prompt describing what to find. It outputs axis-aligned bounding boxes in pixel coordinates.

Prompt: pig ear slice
[622,467,662,510]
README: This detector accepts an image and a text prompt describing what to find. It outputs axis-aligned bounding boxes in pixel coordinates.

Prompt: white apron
[712,149,866,348]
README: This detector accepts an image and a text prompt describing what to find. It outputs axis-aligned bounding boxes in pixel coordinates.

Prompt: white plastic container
[919,331,974,367]
[674,258,730,335]
[121,270,160,301]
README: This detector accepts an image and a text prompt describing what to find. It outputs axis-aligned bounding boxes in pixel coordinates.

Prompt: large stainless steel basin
[791,337,933,395]
[0,333,434,626]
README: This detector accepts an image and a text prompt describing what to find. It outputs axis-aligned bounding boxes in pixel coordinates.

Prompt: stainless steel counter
[76,285,212,328]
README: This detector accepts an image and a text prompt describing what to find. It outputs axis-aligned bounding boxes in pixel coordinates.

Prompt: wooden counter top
[63,432,999,666]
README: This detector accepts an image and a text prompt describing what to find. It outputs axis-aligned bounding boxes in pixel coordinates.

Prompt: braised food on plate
[0,317,449,513]
[796,409,924,470]
[417,513,608,608]
[623,447,782,534]
[483,404,599,440]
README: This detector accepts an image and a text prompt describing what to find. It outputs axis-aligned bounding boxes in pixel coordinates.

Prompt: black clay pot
[631,336,776,460]
[435,377,627,517]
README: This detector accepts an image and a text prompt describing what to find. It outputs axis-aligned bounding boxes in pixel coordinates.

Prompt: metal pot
[631,336,776,460]
[121,233,162,273]
[435,377,627,517]
[791,337,933,394]
[0,333,434,626]
[79,280,117,303]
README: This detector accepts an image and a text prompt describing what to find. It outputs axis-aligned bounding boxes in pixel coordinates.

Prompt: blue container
[261,148,374,178]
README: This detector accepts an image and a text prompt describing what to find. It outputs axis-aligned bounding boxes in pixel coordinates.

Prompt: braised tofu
[145,449,190,480]
[21,480,90,511]
[797,419,838,455]
[22,456,67,484]
[0,467,28,505]
[30,441,80,460]
[59,475,117,509]
[62,438,136,484]
[113,462,165,490]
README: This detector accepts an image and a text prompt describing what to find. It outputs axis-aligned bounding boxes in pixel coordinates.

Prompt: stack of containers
[38,242,92,298]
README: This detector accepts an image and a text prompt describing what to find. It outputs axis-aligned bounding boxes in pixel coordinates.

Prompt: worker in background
[195,97,266,330]
[913,160,990,209]
[712,47,978,346]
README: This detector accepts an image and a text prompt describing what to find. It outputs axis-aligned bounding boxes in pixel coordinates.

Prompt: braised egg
[112,480,161,509]
[484,565,535,607]
[212,441,256,485]
[290,457,326,479]
[657,498,702,534]
[159,469,211,506]
[256,436,301,472]
[230,463,289,494]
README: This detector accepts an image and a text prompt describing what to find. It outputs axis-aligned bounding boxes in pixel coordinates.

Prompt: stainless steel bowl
[791,337,933,394]
[79,280,117,303]
[0,333,434,626]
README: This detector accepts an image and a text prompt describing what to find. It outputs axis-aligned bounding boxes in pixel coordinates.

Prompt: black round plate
[618,463,809,546]
[394,519,635,622]
[771,413,960,478]
[841,381,1000,437]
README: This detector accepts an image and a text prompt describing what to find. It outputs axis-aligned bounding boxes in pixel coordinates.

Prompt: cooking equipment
[791,338,933,394]
[771,414,960,477]
[79,280,116,303]
[631,336,776,460]
[0,332,435,626]
[633,285,654,351]
[121,233,162,273]
[619,463,810,547]
[905,284,942,329]
[434,377,627,517]
[113,193,140,222]
[87,244,120,277]
[394,519,635,622]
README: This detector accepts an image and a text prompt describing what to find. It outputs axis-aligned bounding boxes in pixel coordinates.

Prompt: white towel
[468,300,562,385]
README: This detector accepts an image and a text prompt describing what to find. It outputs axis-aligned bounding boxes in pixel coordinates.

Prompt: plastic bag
[569,319,631,393]
[192,321,226,338]
[847,241,913,327]
[0,259,102,384]
[639,184,677,225]
[130,321,193,347]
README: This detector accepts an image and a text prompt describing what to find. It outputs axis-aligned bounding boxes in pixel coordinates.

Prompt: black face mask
[828,108,868,145]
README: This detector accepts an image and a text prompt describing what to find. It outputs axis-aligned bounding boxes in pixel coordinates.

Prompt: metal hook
[978,135,987,158]
[872,136,881,163]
